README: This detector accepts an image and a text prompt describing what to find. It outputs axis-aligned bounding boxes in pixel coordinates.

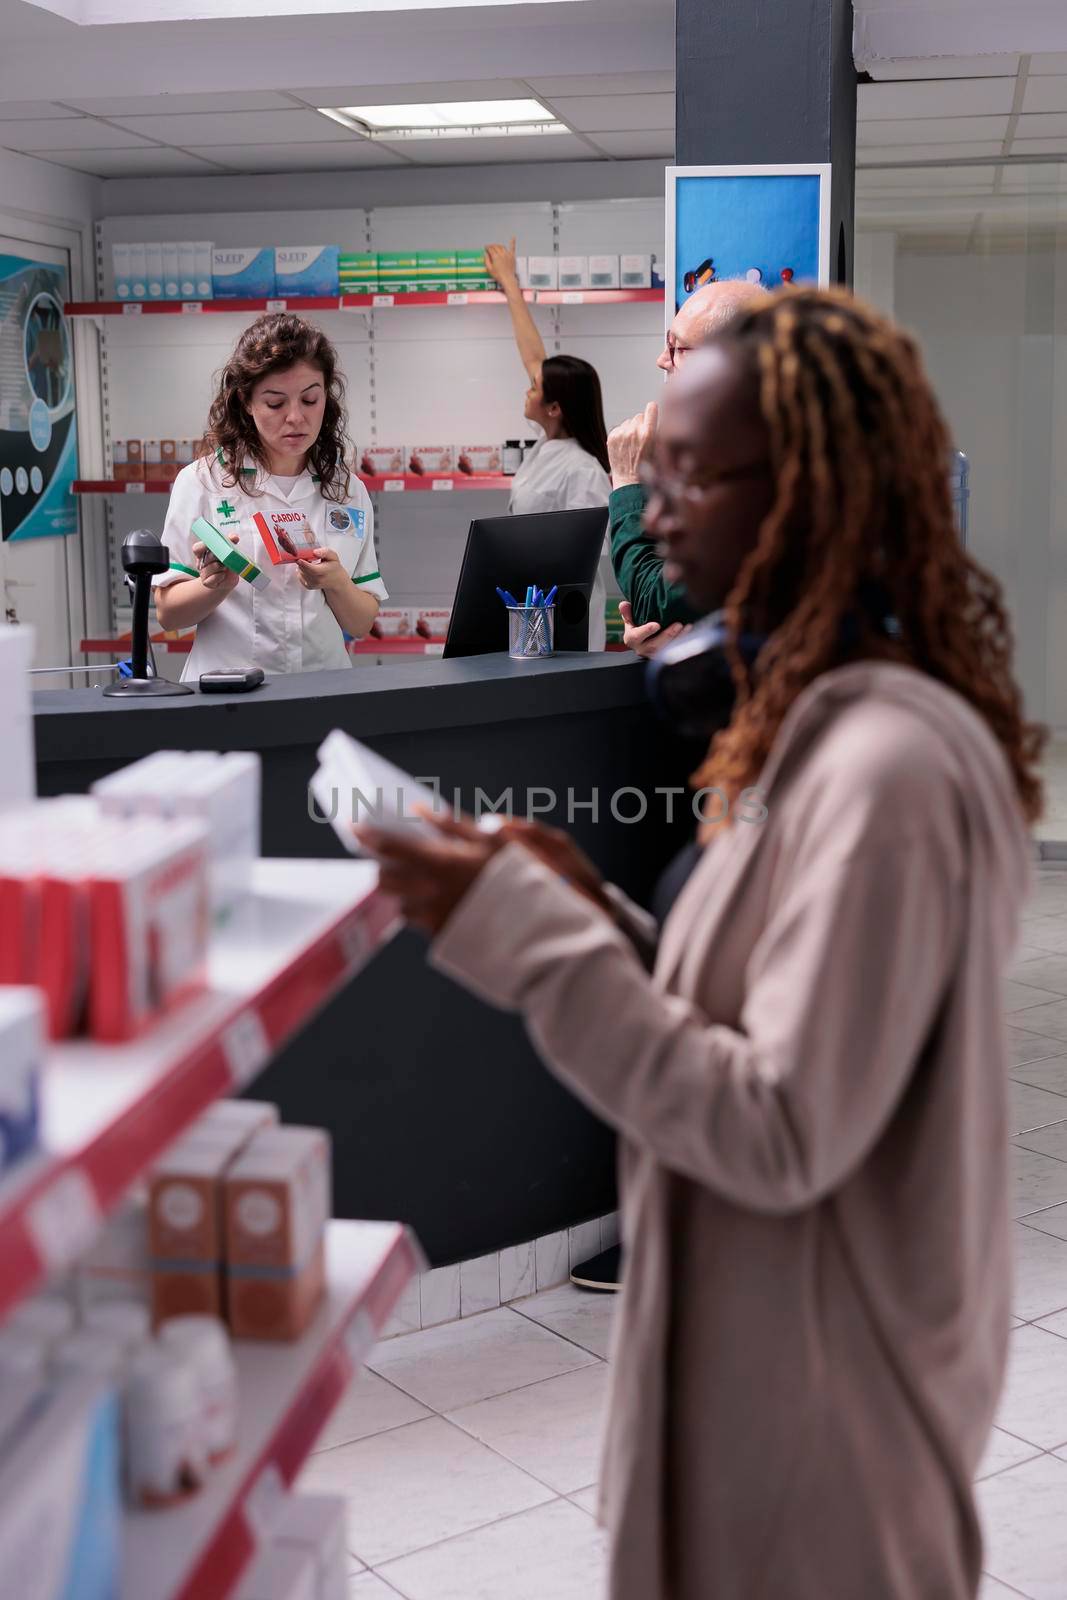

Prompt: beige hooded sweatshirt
[432,661,1032,1600]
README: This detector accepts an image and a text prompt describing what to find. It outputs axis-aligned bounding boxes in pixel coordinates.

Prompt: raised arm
[485,238,545,384]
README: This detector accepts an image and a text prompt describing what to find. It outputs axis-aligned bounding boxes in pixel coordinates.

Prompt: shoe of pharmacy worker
[357,287,1041,1600]
[610,277,769,658]
[154,313,387,681]
[485,238,614,650]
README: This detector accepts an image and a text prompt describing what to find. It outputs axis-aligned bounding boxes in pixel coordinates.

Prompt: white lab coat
[507,437,612,651]
[154,452,388,682]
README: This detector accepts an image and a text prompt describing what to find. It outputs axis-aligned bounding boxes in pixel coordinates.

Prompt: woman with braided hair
[359,287,1040,1599]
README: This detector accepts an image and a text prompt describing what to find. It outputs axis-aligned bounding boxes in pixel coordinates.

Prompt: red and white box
[415,607,450,640]
[252,510,317,566]
[87,815,211,1043]
[405,445,455,475]
[370,608,415,639]
[358,445,404,476]
[456,444,502,475]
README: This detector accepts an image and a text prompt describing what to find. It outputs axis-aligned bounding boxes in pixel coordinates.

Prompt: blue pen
[542,585,558,608]
[496,587,519,607]
[525,585,534,606]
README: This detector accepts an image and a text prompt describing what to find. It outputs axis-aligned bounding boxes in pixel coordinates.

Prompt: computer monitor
[443,507,609,659]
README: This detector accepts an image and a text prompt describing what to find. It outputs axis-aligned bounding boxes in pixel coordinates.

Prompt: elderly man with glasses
[608,278,769,657]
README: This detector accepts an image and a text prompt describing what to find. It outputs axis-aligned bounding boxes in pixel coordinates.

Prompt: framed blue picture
[665,165,831,319]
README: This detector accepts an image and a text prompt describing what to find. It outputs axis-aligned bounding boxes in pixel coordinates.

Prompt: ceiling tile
[187,141,408,172]
[859,79,1015,119]
[0,118,155,152]
[1011,138,1067,156]
[525,73,674,97]
[1014,113,1067,139]
[36,148,227,177]
[289,80,529,109]
[1023,77,1067,114]
[1030,54,1067,75]
[865,54,1019,80]
[858,115,1010,146]
[586,130,674,158]
[543,94,674,133]
[0,101,81,120]
[857,166,997,190]
[65,92,300,116]
[376,133,595,165]
[105,108,352,145]
[857,142,1006,164]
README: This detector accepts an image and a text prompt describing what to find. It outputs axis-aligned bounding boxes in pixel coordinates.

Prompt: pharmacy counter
[34,654,698,1265]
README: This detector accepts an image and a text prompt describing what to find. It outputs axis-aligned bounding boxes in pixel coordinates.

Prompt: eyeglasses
[663,334,694,370]
[638,458,772,508]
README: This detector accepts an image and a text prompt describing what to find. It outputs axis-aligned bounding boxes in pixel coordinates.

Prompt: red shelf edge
[74,474,510,497]
[0,884,397,1323]
[65,287,662,318]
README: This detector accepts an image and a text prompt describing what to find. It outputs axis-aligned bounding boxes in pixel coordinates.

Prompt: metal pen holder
[508,604,555,659]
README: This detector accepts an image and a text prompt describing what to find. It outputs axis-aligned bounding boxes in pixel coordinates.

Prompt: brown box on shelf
[157,439,179,484]
[149,1105,277,1325]
[224,1125,331,1341]
[113,439,144,482]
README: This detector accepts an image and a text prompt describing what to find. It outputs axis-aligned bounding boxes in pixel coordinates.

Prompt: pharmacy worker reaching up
[154,313,387,681]
[485,238,613,650]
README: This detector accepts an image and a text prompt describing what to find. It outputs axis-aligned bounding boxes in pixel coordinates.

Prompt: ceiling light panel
[329,99,556,132]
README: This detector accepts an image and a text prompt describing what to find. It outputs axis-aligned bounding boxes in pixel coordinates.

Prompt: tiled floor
[301,865,1067,1600]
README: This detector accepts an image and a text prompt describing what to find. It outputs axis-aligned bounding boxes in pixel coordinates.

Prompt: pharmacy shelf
[81,632,193,656]
[0,859,398,1322]
[65,287,662,317]
[353,636,446,656]
[73,474,511,496]
[122,1219,422,1600]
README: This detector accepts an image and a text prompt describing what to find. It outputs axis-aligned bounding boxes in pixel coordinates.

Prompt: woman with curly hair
[359,288,1041,1599]
[155,313,385,680]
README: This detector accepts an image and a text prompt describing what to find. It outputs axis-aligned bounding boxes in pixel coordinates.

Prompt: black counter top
[34,652,646,762]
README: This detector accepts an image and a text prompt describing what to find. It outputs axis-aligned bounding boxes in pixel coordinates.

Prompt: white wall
[858,231,1067,731]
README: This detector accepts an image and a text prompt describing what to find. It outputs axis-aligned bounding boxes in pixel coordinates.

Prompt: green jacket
[608,484,699,628]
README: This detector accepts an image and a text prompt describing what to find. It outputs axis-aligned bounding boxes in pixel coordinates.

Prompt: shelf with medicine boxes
[65,288,662,317]
[0,858,398,1323]
[120,1219,421,1600]
[73,474,512,496]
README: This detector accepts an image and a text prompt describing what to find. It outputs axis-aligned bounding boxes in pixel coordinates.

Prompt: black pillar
[676,0,857,286]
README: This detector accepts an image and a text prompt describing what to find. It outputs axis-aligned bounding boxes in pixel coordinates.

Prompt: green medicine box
[376,251,419,294]
[417,251,457,292]
[339,252,379,293]
[454,247,495,291]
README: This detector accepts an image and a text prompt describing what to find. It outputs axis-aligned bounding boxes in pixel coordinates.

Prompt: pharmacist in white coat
[486,240,613,651]
[155,313,386,681]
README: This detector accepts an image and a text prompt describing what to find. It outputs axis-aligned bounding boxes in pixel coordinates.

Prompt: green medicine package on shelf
[340,252,379,294]
[191,516,272,590]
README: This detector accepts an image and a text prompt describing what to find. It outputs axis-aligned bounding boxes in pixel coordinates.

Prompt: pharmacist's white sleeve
[349,507,388,603]
[154,463,205,590]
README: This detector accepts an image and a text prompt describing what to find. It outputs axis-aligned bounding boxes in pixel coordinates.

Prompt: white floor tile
[1006,979,1066,1016]
[300,1416,553,1567]
[1016,1120,1067,1163]
[1035,1308,1067,1339]
[1008,953,1067,996]
[536,1231,570,1291]
[500,1242,536,1304]
[995,1326,1067,1450]
[366,1307,597,1413]
[1019,1201,1067,1247]
[1012,1146,1067,1219]
[977,1575,1028,1598]
[513,1283,617,1360]
[420,1265,461,1328]
[978,1453,1067,1598]
[568,1485,600,1517]
[312,1370,432,1454]
[1007,1027,1067,1070]
[1012,999,1067,1045]
[376,1497,607,1600]
[1012,1053,1067,1098]
[1015,924,1067,957]
[382,1277,421,1340]
[1014,1222,1067,1321]
[350,1575,403,1598]
[460,1254,501,1318]
[977,1425,1044,1481]
[447,1363,609,1494]
[1010,1082,1067,1137]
